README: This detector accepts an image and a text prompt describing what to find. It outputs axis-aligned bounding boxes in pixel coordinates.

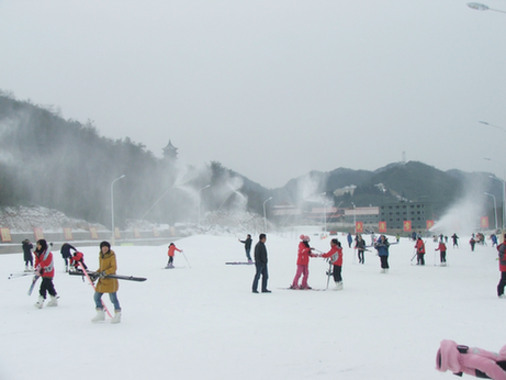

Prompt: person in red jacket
[497,234,506,298]
[435,239,447,266]
[415,237,426,266]
[33,239,58,308]
[290,235,317,289]
[69,251,87,271]
[166,242,182,269]
[321,238,344,290]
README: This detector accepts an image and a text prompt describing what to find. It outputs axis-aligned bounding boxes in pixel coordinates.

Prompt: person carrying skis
[435,239,447,266]
[415,237,426,265]
[496,234,506,298]
[69,250,87,271]
[238,234,252,262]
[166,242,182,269]
[60,242,77,272]
[92,241,121,323]
[290,235,317,290]
[320,238,344,290]
[436,339,506,379]
[33,239,58,308]
[355,234,366,264]
[374,234,390,273]
[22,239,33,271]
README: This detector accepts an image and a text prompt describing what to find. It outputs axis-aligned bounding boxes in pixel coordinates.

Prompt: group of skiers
[20,238,122,323]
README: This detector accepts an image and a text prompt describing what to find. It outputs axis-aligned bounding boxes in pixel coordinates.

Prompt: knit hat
[100,241,111,249]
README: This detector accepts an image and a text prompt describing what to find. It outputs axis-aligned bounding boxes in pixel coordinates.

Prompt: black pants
[39,277,57,298]
[497,272,506,296]
[168,256,174,265]
[252,263,269,292]
[380,256,389,269]
[358,250,364,264]
[440,251,446,263]
[417,253,425,265]
[333,265,342,282]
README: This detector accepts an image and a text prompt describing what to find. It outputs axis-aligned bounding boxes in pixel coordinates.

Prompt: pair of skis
[70,263,147,319]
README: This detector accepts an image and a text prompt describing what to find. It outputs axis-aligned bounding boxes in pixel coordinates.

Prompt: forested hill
[0,92,501,227]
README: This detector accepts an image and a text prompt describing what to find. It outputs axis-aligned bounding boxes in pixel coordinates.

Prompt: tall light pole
[111,174,126,245]
[320,193,328,235]
[467,2,506,13]
[489,175,506,231]
[263,197,273,232]
[198,185,211,226]
[351,202,356,234]
[484,192,498,231]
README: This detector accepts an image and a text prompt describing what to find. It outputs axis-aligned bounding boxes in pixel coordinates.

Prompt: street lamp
[351,202,356,234]
[198,185,211,226]
[489,175,506,231]
[467,2,506,13]
[111,174,126,245]
[484,192,498,231]
[479,121,506,133]
[263,197,273,232]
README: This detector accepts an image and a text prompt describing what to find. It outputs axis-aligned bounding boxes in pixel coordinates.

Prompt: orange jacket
[168,245,182,257]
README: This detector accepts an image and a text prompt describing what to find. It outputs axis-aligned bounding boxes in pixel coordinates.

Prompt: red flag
[403,220,412,232]
[378,221,387,233]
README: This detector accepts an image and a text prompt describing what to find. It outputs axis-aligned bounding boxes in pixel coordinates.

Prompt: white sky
[1,0,506,188]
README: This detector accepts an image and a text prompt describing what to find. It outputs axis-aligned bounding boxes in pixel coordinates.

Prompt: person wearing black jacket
[238,234,252,262]
[22,239,34,270]
[252,234,270,293]
[60,243,77,272]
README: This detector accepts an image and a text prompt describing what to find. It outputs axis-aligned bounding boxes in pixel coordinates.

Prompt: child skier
[320,238,344,290]
[355,234,366,264]
[69,251,87,271]
[290,235,317,290]
[436,339,506,379]
[415,237,426,265]
[166,242,182,269]
[33,239,58,308]
[435,239,447,266]
[374,235,390,273]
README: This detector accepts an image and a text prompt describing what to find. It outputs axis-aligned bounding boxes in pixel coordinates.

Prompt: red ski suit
[34,250,55,278]
[168,245,182,257]
[321,245,343,266]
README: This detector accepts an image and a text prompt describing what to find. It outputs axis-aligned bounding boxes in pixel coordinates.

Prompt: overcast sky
[1,0,505,188]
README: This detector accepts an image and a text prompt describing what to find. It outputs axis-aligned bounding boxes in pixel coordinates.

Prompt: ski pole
[181,251,191,269]
[410,249,417,262]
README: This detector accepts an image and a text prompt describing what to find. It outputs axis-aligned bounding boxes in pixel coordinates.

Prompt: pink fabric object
[292,265,309,288]
[436,339,506,380]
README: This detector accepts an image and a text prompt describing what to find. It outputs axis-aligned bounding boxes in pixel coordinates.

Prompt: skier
[346,232,353,248]
[415,237,426,265]
[492,234,498,247]
[69,251,87,271]
[238,234,252,262]
[435,239,447,266]
[60,242,77,272]
[290,235,317,290]
[22,238,33,271]
[166,242,182,269]
[320,238,344,290]
[470,235,476,252]
[436,339,506,379]
[451,233,459,248]
[92,241,121,323]
[496,234,506,298]
[374,234,390,273]
[252,233,270,293]
[33,239,58,308]
[355,234,366,264]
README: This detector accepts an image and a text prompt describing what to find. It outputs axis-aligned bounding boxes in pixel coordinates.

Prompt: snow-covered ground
[0,232,503,380]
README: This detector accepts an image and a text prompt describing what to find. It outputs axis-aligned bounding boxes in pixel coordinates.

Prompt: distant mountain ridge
[0,92,501,226]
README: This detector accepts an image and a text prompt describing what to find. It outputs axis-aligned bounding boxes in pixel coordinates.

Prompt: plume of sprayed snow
[430,178,487,235]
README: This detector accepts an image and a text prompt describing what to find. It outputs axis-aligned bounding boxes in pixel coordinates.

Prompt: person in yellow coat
[92,241,121,323]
